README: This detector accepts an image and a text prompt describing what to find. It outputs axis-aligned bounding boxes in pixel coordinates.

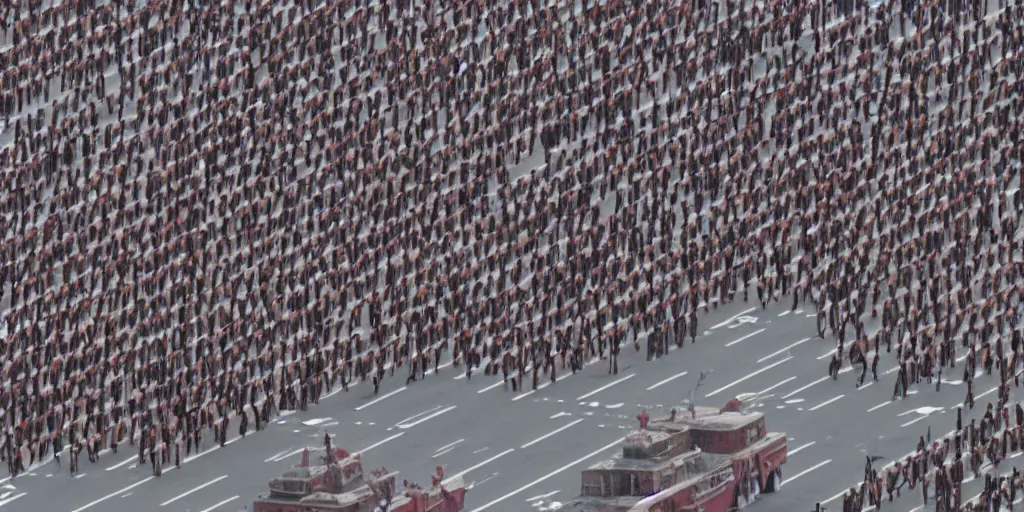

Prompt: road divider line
[780,375,829,400]
[817,351,836,360]
[272,447,305,462]
[477,382,505,393]
[444,449,515,484]
[199,495,238,512]
[756,338,811,363]
[710,307,757,329]
[0,492,26,507]
[756,376,796,396]
[867,401,890,412]
[435,439,466,453]
[105,456,136,471]
[357,433,406,454]
[577,374,635,401]
[706,357,792,398]
[725,328,767,347]
[521,419,585,449]
[901,416,928,428]
[354,387,406,411]
[809,395,845,411]
[470,437,625,512]
[789,442,816,456]
[71,476,155,512]
[160,475,228,506]
[397,406,457,429]
[780,460,831,487]
[647,371,688,391]
[395,405,444,426]
[264,449,290,463]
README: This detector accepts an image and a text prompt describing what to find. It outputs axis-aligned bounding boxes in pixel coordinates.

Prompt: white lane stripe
[756,376,796,396]
[397,406,457,429]
[478,380,506,393]
[647,371,688,391]
[901,416,929,428]
[469,437,624,512]
[160,475,229,506]
[511,366,577,401]
[781,460,831,487]
[199,495,238,512]
[710,307,757,329]
[105,456,136,471]
[272,447,305,462]
[725,328,767,347]
[264,449,290,463]
[789,442,816,456]
[809,395,845,411]
[867,401,890,412]
[71,476,155,512]
[706,357,792,398]
[395,405,444,425]
[817,351,835,360]
[354,386,406,411]
[0,492,26,507]
[978,386,999,398]
[521,419,585,449]
[780,376,830,400]
[357,433,406,455]
[756,338,812,363]
[443,449,515,484]
[577,374,635,401]
[435,439,466,453]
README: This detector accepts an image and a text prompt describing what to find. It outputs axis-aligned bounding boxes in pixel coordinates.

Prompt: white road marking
[73,473,87,479]
[71,476,155,512]
[577,374,635,401]
[512,367,577,401]
[272,447,305,462]
[781,460,831,487]
[0,492,26,507]
[264,449,290,463]
[478,380,506,393]
[432,447,456,458]
[710,307,757,329]
[816,351,836,360]
[978,386,999,398]
[780,376,829,400]
[435,439,466,453]
[809,395,845,411]
[867,401,891,412]
[756,338,811,363]
[396,405,444,425]
[521,419,585,449]
[778,310,791,316]
[354,386,406,411]
[789,442,816,456]
[857,382,874,390]
[725,328,767,347]
[182,445,222,464]
[470,437,624,512]
[397,406,457,429]
[757,376,796,395]
[444,449,515,484]
[525,490,561,502]
[160,475,228,507]
[646,371,688,390]
[901,416,929,428]
[199,495,238,512]
[706,357,793,398]
[357,433,406,454]
[105,456,136,471]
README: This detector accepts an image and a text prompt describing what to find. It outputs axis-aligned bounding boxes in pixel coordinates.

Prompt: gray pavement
[2,299,1016,512]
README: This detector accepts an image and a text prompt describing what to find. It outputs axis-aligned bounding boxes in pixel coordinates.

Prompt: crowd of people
[0,0,1023,505]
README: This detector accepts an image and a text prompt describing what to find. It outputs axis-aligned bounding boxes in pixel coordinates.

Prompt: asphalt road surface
[0,300,1014,512]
